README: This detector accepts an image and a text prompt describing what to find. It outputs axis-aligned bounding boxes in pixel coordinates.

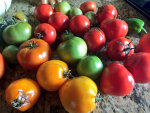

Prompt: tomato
[5,78,40,112]
[61,30,74,41]
[0,53,4,79]
[3,22,32,45]
[48,12,69,33]
[17,38,51,70]
[34,4,53,23]
[80,1,96,14]
[138,32,150,52]
[84,28,106,52]
[97,4,118,24]
[36,60,69,91]
[69,8,83,19]
[100,18,128,41]
[14,12,28,22]
[57,36,87,64]
[34,23,56,45]
[54,1,71,15]
[124,53,150,83]
[69,15,90,36]
[77,56,103,80]
[100,62,135,96]
[59,76,98,113]
[2,45,18,64]
[107,37,134,61]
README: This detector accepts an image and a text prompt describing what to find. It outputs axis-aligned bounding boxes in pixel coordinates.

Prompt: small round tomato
[5,78,40,112]
[34,4,53,23]
[36,60,69,91]
[80,1,96,14]
[59,76,98,113]
[14,12,28,22]
[138,32,150,52]
[84,28,106,52]
[34,23,56,45]
[100,63,135,96]
[97,4,118,23]
[69,8,83,19]
[100,18,128,41]
[48,12,69,33]
[17,38,51,70]
[0,53,4,79]
[69,15,90,36]
[107,37,134,61]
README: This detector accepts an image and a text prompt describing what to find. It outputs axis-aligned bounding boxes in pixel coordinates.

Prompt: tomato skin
[0,53,4,79]
[69,15,90,36]
[124,53,150,83]
[34,4,53,23]
[84,28,106,52]
[97,4,118,23]
[80,1,96,14]
[100,18,128,41]
[48,12,69,32]
[59,76,98,113]
[100,63,135,96]
[107,37,134,61]
[5,78,40,112]
[17,38,51,70]
[36,60,69,91]
[34,23,56,45]
[138,32,150,52]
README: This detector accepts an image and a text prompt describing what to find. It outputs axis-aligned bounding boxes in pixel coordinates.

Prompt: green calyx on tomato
[57,36,87,64]
[77,56,103,80]
[61,30,74,41]
[3,22,32,45]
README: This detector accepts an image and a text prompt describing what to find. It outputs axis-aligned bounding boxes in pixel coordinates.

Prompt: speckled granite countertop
[0,0,150,113]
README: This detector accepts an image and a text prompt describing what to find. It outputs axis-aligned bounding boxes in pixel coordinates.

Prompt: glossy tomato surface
[0,53,4,79]
[5,78,40,112]
[100,62,135,96]
[59,76,98,113]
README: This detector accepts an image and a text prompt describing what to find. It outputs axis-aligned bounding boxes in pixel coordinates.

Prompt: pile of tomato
[0,1,150,113]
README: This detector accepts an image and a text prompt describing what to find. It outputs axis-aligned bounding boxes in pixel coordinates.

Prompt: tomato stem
[142,27,148,34]
[24,41,38,49]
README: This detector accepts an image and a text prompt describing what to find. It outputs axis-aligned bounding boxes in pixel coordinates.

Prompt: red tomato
[80,1,96,14]
[107,37,134,61]
[69,15,90,36]
[34,23,56,45]
[0,53,4,79]
[97,4,118,23]
[34,4,53,23]
[84,28,106,52]
[124,53,150,83]
[139,32,150,52]
[100,62,135,96]
[48,12,69,33]
[100,18,128,41]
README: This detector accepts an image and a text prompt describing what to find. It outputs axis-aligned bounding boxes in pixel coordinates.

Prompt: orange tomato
[0,53,5,79]
[5,78,40,112]
[17,38,51,70]
[36,60,69,91]
[59,76,98,113]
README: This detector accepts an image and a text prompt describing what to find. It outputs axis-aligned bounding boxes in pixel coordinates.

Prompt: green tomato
[77,56,103,80]
[84,11,97,26]
[61,30,74,41]
[57,36,87,64]
[3,22,32,45]
[13,12,28,22]
[2,45,18,64]
[69,8,83,18]
[54,1,71,15]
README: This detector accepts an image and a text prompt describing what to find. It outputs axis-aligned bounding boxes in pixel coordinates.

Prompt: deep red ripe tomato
[138,32,150,52]
[48,12,69,33]
[80,1,96,14]
[34,23,56,45]
[84,28,106,52]
[0,53,5,79]
[124,53,150,83]
[34,4,53,23]
[69,15,90,36]
[100,18,128,41]
[97,4,118,24]
[100,62,135,96]
[107,37,134,61]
